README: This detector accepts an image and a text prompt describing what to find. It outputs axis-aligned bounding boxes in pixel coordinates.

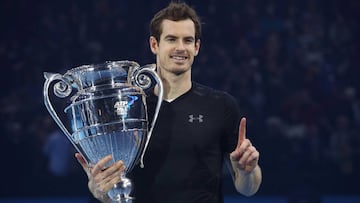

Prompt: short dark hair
[149,1,202,42]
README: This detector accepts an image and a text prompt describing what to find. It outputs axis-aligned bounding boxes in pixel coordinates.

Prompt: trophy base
[108,175,133,203]
[110,196,134,203]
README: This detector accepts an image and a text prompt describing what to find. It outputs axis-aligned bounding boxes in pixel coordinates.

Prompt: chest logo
[188,114,204,123]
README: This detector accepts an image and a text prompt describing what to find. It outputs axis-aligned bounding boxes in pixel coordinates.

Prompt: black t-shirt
[129,82,241,203]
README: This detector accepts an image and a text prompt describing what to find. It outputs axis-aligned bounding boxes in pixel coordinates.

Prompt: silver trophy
[43,61,163,202]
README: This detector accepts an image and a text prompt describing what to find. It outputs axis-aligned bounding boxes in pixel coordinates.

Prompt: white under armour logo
[188,114,204,123]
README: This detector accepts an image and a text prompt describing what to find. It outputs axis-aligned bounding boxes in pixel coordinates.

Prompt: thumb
[75,153,89,174]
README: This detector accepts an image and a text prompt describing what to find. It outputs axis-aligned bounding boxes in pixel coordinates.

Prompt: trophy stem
[107,173,133,203]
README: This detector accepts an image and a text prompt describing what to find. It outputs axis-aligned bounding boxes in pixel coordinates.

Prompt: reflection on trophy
[43,61,163,202]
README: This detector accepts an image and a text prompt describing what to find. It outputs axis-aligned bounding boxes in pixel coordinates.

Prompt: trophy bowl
[43,61,163,202]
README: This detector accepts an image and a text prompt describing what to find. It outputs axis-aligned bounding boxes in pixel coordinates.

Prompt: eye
[184,38,195,44]
[166,37,176,42]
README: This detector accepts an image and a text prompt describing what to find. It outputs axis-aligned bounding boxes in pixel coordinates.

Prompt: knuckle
[94,176,102,184]
[99,185,108,193]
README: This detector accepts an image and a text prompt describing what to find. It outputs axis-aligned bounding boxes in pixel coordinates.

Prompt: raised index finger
[237,117,246,147]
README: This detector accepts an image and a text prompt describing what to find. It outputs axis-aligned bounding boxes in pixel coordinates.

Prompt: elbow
[237,185,260,197]
[239,189,258,197]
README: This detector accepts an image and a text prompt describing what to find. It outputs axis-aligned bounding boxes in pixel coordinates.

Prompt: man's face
[150,19,200,76]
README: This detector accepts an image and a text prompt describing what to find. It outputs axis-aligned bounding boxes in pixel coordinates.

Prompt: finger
[237,139,252,157]
[239,146,256,166]
[102,160,125,179]
[75,153,88,172]
[94,160,124,182]
[241,139,252,153]
[230,139,251,162]
[230,151,240,162]
[94,161,125,191]
[102,167,123,185]
[248,150,259,165]
[244,150,259,173]
[91,155,113,175]
[241,149,259,172]
[98,171,123,194]
[237,117,246,147]
[102,175,122,192]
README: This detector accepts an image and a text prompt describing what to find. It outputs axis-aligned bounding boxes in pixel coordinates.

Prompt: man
[76,1,262,203]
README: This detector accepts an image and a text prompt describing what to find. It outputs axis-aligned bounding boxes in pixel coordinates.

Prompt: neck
[154,69,192,101]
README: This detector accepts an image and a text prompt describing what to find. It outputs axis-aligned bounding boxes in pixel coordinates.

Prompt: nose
[175,41,185,51]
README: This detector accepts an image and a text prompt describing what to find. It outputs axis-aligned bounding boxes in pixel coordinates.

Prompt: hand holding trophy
[43,61,163,202]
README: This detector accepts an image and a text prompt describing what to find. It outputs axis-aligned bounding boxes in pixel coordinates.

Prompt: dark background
[1,0,359,202]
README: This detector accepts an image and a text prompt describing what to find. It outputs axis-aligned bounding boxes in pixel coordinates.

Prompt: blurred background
[0,0,359,202]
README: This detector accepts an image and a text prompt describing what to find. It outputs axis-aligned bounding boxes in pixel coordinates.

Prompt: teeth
[172,56,186,60]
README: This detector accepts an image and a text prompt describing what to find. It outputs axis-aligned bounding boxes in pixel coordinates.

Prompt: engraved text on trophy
[114,100,128,116]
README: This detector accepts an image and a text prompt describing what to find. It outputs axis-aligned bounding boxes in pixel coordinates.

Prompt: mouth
[170,55,188,63]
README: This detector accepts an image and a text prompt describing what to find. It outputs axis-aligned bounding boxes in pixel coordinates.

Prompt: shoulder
[192,82,237,104]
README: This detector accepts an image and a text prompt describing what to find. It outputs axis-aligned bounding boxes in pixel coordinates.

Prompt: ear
[194,39,201,56]
[149,36,158,54]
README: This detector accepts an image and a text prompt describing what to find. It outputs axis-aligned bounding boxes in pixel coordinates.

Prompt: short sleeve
[221,92,242,153]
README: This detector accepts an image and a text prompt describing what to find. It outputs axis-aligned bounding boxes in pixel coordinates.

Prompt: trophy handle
[132,64,163,168]
[43,72,89,165]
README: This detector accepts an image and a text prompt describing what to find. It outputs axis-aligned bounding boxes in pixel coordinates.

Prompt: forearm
[232,163,262,196]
